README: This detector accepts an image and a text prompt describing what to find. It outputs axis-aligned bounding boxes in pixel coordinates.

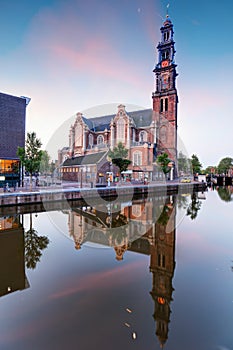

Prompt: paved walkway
[0,179,199,195]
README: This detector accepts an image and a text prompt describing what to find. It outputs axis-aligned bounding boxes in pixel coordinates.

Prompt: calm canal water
[0,187,233,350]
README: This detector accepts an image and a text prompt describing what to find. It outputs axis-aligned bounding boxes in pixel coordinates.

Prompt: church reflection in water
[0,193,178,347]
[66,194,177,347]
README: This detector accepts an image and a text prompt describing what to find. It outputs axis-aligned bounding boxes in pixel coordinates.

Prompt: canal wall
[0,182,206,214]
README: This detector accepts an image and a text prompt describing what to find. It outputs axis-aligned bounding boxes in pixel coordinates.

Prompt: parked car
[180,177,191,183]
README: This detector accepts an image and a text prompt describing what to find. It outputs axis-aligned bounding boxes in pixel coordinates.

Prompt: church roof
[62,151,107,166]
[82,108,152,131]
[128,109,152,128]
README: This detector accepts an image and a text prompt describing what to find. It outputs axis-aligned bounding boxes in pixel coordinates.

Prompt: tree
[108,142,131,175]
[217,187,232,202]
[156,153,171,176]
[186,193,202,220]
[177,151,191,176]
[203,166,217,175]
[17,132,43,187]
[190,154,202,175]
[217,157,233,175]
[39,150,51,174]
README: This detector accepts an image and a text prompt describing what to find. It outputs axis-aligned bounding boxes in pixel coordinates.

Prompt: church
[59,14,178,185]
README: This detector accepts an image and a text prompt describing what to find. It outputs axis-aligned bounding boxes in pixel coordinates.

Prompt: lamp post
[168,161,174,181]
[80,167,83,188]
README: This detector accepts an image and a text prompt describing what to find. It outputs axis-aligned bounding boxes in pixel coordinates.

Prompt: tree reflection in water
[24,213,50,269]
[186,193,202,220]
[217,187,232,202]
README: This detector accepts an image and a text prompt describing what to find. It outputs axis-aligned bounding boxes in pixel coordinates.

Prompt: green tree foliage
[39,150,51,174]
[108,142,131,175]
[217,157,233,175]
[156,153,171,175]
[217,187,232,202]
[177,151,191,176]
[203,166,217,175]
[17,132,43,186]
[190,154,202,174]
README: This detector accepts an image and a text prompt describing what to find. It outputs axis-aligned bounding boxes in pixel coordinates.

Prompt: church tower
[152,13,178,168]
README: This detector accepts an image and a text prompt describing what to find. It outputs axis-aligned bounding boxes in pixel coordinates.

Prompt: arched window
[117,117,125,142]
[75,123,82,147]
[139,131,147,143]
[97,135,104,145]
[89,134,93,147]
[133,151,142,166]
[132,129,136,143]
[132,204,142,218]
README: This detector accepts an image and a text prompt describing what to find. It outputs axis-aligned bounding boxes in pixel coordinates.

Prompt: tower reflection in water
[67,194,176,347]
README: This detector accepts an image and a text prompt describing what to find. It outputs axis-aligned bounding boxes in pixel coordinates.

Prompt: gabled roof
[62,151,107,166]
[82,108,152,131]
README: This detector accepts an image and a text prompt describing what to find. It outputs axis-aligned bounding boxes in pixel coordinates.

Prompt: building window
[75,123,82,147]
[164,31,170,41]
[132,129,136,143]
[160,98,168,112]
[132,204,142,217]
[0,159,19,174]
[97,135,104,145]
[89,134,93,147]
[117,117,125,142]
[162,50,169,60]
[158,254,166,268]
[160,99,163,112]
[139,131,147,143]
[133,151,142,166]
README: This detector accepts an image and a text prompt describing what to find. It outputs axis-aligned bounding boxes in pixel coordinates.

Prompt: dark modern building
[0,214,29,297]
[0,92,30,187]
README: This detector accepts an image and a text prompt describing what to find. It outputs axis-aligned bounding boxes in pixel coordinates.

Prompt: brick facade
[59,15,178,182]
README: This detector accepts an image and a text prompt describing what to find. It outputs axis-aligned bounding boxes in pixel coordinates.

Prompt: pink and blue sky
[0,0,232,167]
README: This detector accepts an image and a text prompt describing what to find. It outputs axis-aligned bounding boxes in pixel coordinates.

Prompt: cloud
[23,0,153,89]
[50,259,144,299]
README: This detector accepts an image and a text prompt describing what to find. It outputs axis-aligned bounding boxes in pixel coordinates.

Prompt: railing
[87,143,109,150]
[131,141,147,147]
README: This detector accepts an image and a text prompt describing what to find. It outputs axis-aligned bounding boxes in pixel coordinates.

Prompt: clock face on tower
[161,60,169,68]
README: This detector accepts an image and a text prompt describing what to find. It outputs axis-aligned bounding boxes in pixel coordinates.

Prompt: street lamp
[80,167,83,188]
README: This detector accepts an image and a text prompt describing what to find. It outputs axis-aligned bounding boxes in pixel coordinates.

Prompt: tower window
[163,31,170,41]
[160,97,168,113]
[160,98,169,112]
[160,99,163,112]
[158,254,166,268]
[162,50,170,60]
